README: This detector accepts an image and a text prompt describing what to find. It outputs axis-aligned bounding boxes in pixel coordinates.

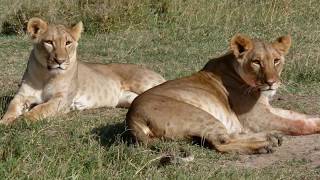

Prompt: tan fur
[126,34,320,154]
[0,18,165,125]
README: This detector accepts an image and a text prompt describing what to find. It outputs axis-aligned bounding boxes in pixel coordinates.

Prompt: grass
[1,0,320,179]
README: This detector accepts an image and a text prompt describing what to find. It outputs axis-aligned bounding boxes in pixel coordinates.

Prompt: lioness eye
[252,60,261,66]
[66,41,72,45]
[274,58,280,65]
[44,40,53,45]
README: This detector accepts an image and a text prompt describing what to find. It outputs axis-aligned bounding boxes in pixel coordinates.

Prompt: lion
[126,34,320,154]
[0,17,165,125]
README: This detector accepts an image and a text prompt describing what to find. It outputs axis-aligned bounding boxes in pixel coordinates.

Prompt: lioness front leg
[23,94,67,122]
[247,100,320,135]
[214,132,282,154]
[0,94,37,125]
[264,106,320,135]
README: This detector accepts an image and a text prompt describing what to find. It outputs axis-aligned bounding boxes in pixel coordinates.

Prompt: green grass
[1,0,320,179]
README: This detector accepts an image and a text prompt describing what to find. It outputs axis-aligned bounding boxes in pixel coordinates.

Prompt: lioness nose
[54,57,66,65]
[266,79,276,86]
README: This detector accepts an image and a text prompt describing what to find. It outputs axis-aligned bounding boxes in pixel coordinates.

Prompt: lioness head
[230,34,291,96]
[27,17,83,73]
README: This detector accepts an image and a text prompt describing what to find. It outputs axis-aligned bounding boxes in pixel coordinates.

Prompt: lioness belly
[71,76,121,110]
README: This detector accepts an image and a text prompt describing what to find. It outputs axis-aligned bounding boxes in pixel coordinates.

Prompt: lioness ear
[230,34,253,58]
[70,21,83,41]
[272,35,291,55]
[27,17,48,39]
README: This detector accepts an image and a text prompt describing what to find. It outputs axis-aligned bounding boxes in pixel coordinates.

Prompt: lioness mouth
[47,66,65,70]
[260,88,275,91]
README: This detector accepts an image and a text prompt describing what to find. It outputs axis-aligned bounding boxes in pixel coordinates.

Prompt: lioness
[0,18,165,125]
[126,34,320,154]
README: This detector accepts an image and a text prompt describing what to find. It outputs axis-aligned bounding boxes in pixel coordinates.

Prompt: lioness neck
[201,53,247,90]
[201,52,262,115]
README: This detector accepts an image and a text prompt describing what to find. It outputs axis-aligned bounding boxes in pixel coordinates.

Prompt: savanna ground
[1,0,320,179]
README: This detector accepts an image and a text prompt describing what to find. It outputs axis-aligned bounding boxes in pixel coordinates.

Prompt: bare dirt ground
[235,134,320,168]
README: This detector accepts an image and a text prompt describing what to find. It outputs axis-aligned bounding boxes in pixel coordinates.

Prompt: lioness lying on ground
[126,34,320,154]
[0,18,165,125]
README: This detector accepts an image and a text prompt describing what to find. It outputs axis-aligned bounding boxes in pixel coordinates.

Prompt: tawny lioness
[0,18,165,125]
[126,34,320,154]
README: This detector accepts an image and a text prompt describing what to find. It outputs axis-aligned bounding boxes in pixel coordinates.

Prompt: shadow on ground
[0,95,13,117]
[91,122,135,147]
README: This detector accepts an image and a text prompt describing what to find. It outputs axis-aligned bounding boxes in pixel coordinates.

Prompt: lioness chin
[126,34,320,154]
[0,18,165,125]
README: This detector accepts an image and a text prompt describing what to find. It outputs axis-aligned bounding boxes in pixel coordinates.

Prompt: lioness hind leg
[126,94,231,146]
[117,91,138,108]
[126,113,155,145]
[126,94,282,154]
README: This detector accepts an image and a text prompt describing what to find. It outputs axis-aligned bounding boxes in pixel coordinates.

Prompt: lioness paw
[254,133,282,154]
[0,117,16,125]
[266,132,283,147]
[23,112,40,122]
[257,144,274,154]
